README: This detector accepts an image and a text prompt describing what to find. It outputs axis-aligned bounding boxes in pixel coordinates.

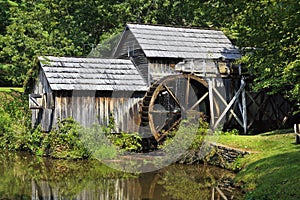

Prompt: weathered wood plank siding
[52,91,143,133]
[113,30,150,86]
[114,30,138,59]
[149,58,182,83]
[31,70,54,132]
[130,49,150,85]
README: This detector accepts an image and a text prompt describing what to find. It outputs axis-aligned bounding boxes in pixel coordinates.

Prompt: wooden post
[241,78,247,134]
[209,78,215,128]
[147,62,151,86]
[185,75,190,107]
[295,123,300,144]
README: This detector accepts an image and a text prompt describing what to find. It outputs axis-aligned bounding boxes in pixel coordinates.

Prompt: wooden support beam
[213,94,221,117]
[241,79,247,134]
[189,92,208,111]
[213,80,246,130]
[216,187,228,200]
[212,86,244,128]
[295,124,300,144]
[209,79,215,126]
[246,91,260,129]
[185,75,190,107]
[228,100,240,125]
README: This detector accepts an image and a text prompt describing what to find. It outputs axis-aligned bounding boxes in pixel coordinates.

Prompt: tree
[231,0,300,107]
[0,0,83,86]
[1,0,299,112]
[0,0,128,86]
[197,0,300,108]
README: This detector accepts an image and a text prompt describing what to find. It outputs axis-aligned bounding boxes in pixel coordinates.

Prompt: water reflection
[0,152,243,199]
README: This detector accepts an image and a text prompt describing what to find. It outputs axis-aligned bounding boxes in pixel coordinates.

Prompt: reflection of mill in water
[31,165,242,200]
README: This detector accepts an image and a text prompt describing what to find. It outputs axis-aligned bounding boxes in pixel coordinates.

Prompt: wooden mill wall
[53,91,143,133]
[148,58,182,83]
[130,49,149,85]
[30,70,54,131]
[114,31,150,86]
[244,91,292,132]
[31,71,144,133]
[113,31,184,85]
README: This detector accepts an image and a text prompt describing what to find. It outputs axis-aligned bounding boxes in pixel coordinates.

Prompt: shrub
[0,91,31,151]
[80,124,118,160]
[42,118,90,159]
[160,117,210,151]
[111,132,142,152]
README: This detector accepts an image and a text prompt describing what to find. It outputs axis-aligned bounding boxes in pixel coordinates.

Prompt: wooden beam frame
[212,78,246,131]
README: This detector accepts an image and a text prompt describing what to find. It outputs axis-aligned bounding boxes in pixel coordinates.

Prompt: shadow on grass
[237,151,300,200]
[259,129,294,136]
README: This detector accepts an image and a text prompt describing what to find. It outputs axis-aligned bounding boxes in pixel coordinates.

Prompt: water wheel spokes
[141,74,209,142]
[188,92,209,111]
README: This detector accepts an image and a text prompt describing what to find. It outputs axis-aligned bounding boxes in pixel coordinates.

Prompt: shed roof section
[38,56,147,91]
[124,24,241,59]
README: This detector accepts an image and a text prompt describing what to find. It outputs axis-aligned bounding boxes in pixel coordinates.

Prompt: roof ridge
[126,23,221,32]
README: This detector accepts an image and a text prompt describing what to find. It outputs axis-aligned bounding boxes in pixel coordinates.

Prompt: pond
[0,152,243,200]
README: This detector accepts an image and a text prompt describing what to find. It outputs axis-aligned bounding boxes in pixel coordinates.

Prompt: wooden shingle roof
[124,24,241,59]
[38,56,147,91]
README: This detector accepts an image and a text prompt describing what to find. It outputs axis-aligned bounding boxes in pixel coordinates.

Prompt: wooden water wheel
[140,74,209,143]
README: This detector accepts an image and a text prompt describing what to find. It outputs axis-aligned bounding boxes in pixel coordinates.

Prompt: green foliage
[0,91,141,159]
[42,118,90,159]
[189,118,210,149]
[221,129,240,136]
[1,0,298,106]
[0,91,31,151]
[0,90,44,154]
[231,0,300,105]
[160,117,210,152]
[91,115,142,153]
[0,92,93,159]
[0,0,83,86]
[80,124,118,160]
[111,132,142,152]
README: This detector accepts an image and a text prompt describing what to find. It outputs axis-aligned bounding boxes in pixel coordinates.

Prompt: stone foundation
[178,142,250,171]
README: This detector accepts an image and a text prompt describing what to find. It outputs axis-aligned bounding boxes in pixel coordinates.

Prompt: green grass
[208,130,300,200]
[0,87,23,93]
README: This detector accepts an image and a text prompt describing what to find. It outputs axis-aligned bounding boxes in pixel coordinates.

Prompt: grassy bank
[209,130,299,200]
[1,89,299,199]
[0,87,23,93]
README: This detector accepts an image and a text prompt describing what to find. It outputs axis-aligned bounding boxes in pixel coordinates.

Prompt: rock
[178,142,250,171]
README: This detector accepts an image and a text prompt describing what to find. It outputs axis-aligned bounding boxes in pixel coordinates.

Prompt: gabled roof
[116,24,241,59]
[38,56,147,91]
